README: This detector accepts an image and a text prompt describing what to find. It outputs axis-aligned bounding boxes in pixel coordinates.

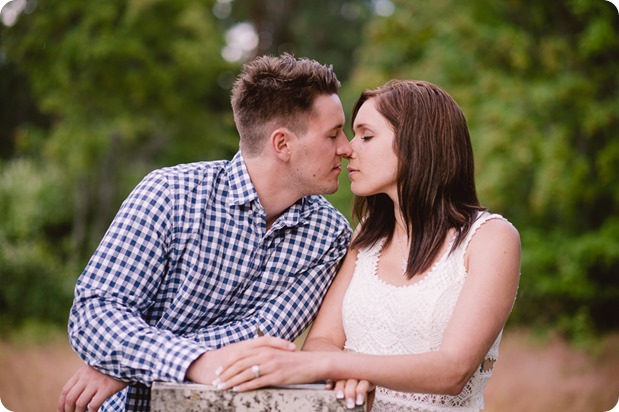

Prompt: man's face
[289,94,352,196]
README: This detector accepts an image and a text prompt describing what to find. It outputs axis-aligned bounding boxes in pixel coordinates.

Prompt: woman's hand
[187,335,296,385]
[213,347,322,392]
[57,365,127,412]
[214,349,375,409]
[331,378,375,409]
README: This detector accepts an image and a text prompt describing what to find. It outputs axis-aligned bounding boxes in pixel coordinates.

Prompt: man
[58,53,352,411]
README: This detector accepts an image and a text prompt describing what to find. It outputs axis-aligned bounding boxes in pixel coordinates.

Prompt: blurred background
[0,0,618,410]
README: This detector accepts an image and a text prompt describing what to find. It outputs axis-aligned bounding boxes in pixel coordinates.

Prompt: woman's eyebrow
[353,122,370,132]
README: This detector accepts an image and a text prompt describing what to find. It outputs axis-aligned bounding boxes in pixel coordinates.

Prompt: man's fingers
[58,372,81,412]
[58,365,127,412]
[73,384,97,412]
[58,387,69,412]
[86,389,110,412]
[60,378,88,412]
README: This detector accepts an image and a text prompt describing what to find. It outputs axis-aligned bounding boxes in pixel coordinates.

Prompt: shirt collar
[226,151,259,206]
[226,150,322,228]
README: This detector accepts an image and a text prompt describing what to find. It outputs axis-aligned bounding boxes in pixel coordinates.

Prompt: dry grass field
[1,328,618,412]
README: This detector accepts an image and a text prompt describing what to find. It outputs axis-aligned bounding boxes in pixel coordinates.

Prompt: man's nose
[336,134,353,157]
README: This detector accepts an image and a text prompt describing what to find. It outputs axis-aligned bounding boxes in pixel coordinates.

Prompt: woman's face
[347,98,399,200]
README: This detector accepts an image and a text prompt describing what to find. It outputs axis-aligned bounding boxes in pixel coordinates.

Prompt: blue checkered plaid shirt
[68,151,351,411]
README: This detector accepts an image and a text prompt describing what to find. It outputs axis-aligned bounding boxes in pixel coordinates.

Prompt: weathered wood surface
[150,382,366,411]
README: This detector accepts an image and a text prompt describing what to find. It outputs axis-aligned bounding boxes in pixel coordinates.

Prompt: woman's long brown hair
[350,80,485,278]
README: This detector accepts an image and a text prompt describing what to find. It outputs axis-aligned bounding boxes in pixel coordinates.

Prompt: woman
[214,80,521,411]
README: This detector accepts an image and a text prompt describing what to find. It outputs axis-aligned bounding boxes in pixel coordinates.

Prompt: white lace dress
[341,212,506,412]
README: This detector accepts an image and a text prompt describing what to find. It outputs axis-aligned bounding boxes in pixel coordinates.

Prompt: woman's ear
[270,128,293,161]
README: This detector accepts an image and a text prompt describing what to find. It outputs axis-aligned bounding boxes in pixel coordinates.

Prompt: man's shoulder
[158,159,229,178]
[303,195,351,232]
[148,159,230,191]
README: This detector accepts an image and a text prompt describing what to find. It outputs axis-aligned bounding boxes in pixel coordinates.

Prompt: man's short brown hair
[231,53,340,156]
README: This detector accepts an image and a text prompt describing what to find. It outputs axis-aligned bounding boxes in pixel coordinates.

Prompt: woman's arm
[301,247,373,409]
[318,218,522,394]
[217,219,521,395]
[302,246,358,352]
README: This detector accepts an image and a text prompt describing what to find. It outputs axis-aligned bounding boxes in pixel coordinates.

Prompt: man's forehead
[311,94,344,120]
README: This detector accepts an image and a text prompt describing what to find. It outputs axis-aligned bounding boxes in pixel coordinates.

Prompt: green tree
[348,0,619,337]
[0,0,237,327]
[219,0,371,82]
[0,0,376,329]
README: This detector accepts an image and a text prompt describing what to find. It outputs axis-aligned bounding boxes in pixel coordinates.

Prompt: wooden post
[150,382,367,411]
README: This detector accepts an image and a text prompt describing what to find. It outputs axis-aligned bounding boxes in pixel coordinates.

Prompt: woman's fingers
[343,379,359,409]
[354,380,374,407]
[334,380,346,401]
[213,355,256,387]
[215,336,296,379]
[332,379,370,409]
[214,337,296,386]
[214,347,313,392]
[214,360,273,391]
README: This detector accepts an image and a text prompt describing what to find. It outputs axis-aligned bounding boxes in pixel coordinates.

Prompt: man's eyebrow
[326,123,344,133]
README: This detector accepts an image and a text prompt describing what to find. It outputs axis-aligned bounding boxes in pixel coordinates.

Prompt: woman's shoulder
[468,212,521,254]
[475,212,519,236]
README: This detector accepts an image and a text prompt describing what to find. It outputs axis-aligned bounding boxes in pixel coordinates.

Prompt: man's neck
[243,155,302,229]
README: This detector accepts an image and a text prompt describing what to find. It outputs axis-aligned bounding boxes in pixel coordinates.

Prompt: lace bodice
[341,212,505,412]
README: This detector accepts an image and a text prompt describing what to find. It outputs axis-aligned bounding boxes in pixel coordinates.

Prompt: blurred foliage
[1,0,618,340]
[347,0,619,339]
[218,0,371,82]
[0,0,369,330]
[0,159,73,327]
[1,0,237,328]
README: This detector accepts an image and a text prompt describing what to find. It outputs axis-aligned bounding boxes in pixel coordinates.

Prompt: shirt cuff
[154,337,211,383]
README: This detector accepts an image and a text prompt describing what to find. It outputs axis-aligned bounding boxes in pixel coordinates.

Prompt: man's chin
[310,184,338,197]
[323,183,339,195]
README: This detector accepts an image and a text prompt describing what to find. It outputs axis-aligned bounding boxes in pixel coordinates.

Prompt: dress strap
[461,211,506,255]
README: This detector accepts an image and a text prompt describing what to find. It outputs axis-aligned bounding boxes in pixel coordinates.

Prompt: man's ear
[270,127,294,161]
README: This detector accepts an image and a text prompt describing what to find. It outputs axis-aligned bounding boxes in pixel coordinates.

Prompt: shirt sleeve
[180,225,351,346]
[67,170,208,384]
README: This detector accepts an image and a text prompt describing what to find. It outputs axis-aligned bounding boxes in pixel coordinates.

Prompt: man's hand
[186,336,296,385]
[58,365,127,412]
